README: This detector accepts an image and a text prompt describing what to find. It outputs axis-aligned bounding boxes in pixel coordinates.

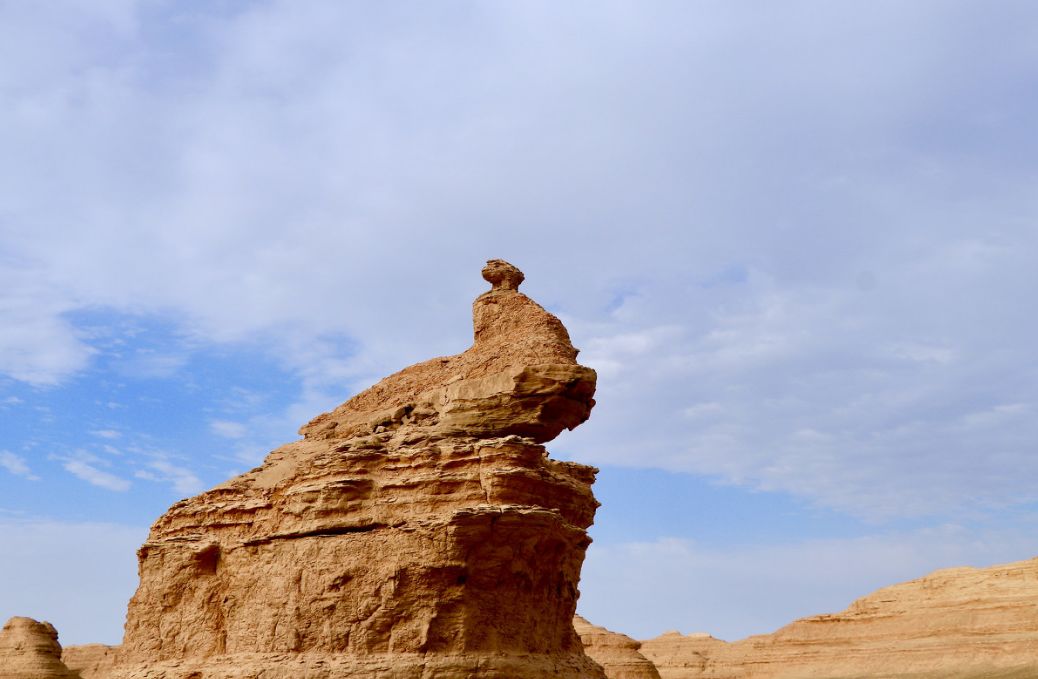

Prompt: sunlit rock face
[113,260,606,679]
[0,617,78,679]
[640,557,1038,679]
[574,616,661,679]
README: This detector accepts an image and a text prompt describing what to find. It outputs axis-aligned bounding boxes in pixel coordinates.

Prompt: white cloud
[0,2,1036,524]
[63,459,131,492]
[138,458,203,496]
[209,419,247,439]
[0,268,94,386]
[113,350,187,379]
[562,243,1038,520]
[0,451,38,480]
[89,429,121,440]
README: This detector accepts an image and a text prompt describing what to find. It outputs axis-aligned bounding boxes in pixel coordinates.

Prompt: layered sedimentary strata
[112,260,606,679]
[641,557,1038,679]
[0,617,78,679]
[63,644,118,679]
[574,616,661,679]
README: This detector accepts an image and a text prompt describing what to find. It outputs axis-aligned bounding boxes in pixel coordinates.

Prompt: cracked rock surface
[111,260,605,679]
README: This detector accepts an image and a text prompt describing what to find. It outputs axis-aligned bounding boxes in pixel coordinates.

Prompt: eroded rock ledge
[112,260,606,679]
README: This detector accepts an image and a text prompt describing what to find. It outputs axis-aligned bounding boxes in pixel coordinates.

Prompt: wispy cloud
[0,451,39,480]
[113,349,187,379]
[63,458,131,492]
[209,419,247,439]
[134,458,203,496]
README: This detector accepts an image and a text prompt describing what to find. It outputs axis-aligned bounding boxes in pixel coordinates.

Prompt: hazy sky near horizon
[2,0,1038,646]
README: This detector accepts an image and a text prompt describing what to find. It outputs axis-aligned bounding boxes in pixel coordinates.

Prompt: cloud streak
[0,451,38,480]
[63,458,132,492]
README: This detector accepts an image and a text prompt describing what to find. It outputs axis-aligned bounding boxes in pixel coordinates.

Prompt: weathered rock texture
[0,616,78,679]
[640,557,1038,679]
[574,616,661,679]
[63,644,118,679]
[112,260,606,678]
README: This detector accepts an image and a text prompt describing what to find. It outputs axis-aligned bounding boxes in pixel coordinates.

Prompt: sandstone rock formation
[63,644,118,679]
[0,616,78,679]
[641,557,1038,679]
[574,616,661,679]
[112,260,606,678]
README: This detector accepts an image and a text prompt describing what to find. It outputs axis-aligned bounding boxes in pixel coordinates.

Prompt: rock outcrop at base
[63,644,118,679]
[112,260,606,679]
[574,616,661,679]
[640,557,1038,679]
[0,617,78,679]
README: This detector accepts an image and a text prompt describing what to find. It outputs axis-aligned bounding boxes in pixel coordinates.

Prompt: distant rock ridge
[0,617,77,679]
[640,557,1038,679]
[62,643,118,679]
[109,259,606,678]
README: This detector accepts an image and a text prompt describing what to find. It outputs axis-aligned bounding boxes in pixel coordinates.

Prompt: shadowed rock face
[113,260,606,679]
[0,617,77,679]
[640,557,1038,679]
[574,616,661,679]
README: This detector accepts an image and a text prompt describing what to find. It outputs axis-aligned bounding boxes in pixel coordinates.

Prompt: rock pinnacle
[481,258,525,291]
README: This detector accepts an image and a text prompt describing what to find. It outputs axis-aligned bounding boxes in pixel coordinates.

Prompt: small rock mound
[575,616,661,679]
[0,617,78,679]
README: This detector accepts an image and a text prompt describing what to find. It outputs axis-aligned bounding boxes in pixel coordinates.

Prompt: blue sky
[2,0,1038,647]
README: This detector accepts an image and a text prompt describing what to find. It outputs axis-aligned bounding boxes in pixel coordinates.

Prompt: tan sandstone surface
[0,616,78,679]
[107,260,606,679]
[63,644,118,679]
[640,557,1038,679]
[574,616,661,679]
